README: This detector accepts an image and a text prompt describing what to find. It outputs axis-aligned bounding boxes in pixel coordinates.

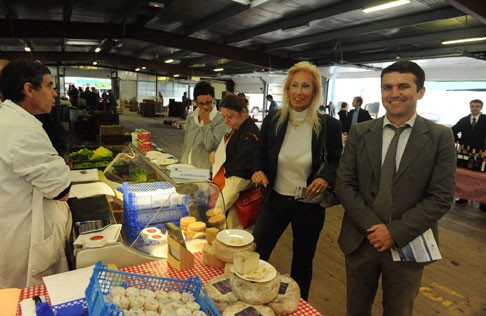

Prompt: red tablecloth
[17,252,323,315]
[455,168,486,204]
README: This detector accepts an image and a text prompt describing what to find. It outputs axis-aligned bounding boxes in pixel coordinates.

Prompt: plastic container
[51,298,88,315]
[122,182,189,242]
[85,261,221,316]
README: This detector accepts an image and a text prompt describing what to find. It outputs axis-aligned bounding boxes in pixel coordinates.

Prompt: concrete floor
[119,110,486,316]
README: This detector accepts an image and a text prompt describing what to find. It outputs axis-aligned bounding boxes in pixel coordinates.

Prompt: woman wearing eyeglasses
[180,81,226,169]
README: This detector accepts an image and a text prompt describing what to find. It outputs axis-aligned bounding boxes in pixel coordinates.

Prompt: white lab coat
[0,100,71,288]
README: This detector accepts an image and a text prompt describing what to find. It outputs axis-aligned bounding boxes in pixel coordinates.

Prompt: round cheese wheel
[223,302,275,316]
[267,274,300,315]
[230,273,280,305]
[212,239,256,263]
[180,216,196,229]
[204,275,239,313]
[206,208,223,217]
[188,221,206,233]
[208,214,226,227]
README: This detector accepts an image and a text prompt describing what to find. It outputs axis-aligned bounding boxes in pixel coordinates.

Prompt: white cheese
[267,274,301,315]
[230,273,280,305]
[233,251,260,275]
[223,301,275,316]
[212,238,256,263]
[205,275,239,313]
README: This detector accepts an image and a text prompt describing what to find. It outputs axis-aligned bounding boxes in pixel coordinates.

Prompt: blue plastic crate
[85,261,221,316]
[122,181,189,242]
[52,298,88,315]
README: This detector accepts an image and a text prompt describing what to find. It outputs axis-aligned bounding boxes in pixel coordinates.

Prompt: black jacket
[225,116,260,179]
[255,111,343,202]
[452,114,486,151]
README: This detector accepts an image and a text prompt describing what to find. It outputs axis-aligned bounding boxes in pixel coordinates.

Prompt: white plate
[216,229,254,247]
[231,260,277,283]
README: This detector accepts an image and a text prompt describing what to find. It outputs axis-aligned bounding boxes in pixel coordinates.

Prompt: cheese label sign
[235,306,264,316]
[213,279,231,295]
[278,282,289,295]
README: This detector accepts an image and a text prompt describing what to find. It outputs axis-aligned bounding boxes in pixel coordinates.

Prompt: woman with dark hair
[211,94,260,228]
[180,81,226,169]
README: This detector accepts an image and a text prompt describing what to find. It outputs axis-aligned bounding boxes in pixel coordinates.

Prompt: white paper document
[70,182,115,198]
[69,168,99,183]
[391,228,442,263]
[43,265,95,305]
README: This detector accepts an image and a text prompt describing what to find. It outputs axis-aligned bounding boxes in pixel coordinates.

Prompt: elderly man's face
[28,74,58,115]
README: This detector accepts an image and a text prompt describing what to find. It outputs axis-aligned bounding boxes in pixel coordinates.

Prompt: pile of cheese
[205,251,301,315]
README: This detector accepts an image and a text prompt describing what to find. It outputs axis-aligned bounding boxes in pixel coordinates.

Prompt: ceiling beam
[184,3,250,36]
[224,0,379,44]
[0,19,295,69]
[0,0,16,19]
[447,0,486,24]
[294,26,486,58]
[0,51,216,76]
[314,43,486,65]
[263,7,464,51]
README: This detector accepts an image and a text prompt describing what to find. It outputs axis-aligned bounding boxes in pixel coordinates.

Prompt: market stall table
[455,168,486,204]
[17,252,323,315]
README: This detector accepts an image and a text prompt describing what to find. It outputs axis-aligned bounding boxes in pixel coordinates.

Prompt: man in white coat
[0,60,72,288]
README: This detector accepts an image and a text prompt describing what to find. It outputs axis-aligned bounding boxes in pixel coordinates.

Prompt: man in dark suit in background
[338,102,349,133]
[451,99,486,151]
[336,61,456,316]
[346,96,372,132]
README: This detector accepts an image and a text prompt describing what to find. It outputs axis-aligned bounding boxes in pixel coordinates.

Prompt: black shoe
[455,198,468,204]
[480,204,486,212]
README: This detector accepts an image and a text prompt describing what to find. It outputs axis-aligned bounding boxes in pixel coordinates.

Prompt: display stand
[167,235,194,271]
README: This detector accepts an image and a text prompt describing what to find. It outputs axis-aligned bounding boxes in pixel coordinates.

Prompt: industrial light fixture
[165,59,174,63]
[66,39,100,46]
[24,46,31,52]
[149,2,164,8]
[94,47,101,53]
[141,66,147,70]
[92,61,98,65]
[135,68,140,72]
[442,37,486,45]
[173,74,180,77]
[213,68,224,72]
[362,0,409,13]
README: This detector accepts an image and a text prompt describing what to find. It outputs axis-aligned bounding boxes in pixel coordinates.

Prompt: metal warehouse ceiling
[0,0,484,78]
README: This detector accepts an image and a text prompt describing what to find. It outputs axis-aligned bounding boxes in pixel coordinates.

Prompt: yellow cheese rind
[206,227,219,245]
[202,243,225,269]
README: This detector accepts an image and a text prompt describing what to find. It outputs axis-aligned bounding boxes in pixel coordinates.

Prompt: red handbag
[234,187,262,229]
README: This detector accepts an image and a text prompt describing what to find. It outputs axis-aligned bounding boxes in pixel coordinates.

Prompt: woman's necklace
[289,114,307,129]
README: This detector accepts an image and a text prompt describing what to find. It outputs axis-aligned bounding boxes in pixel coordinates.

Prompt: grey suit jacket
[336,115,456,255]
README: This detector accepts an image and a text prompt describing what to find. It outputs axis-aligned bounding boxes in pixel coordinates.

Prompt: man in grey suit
[336,61,456,316]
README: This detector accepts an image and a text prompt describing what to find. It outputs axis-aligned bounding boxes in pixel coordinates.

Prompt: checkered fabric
[455,168,486,203]
[17,252,323,315]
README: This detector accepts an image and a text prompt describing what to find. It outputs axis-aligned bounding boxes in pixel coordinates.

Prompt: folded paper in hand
[390,228,441,263]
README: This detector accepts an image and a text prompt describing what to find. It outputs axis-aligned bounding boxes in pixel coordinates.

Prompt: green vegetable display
[89,146,114,161]
[130,168,149,183]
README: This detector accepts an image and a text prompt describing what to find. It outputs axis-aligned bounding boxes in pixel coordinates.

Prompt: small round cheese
[206,208,223,217]
[223,301,275,316]
[267,274,301,315]
[208,214,226,228]
[212,239,256,263]
[180,216,196,229]
[230,273,280,305]
[188,221,207,233]
[205,275,239,313]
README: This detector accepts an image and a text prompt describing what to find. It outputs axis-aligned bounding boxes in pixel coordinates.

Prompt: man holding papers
[336,61,456,316]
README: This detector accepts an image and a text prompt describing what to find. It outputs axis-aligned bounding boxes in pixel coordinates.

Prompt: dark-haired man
[345,96,372,132]
[336,60,456,315]
[0,60,72,288]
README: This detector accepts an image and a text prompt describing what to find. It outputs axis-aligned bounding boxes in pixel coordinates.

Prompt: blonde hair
[275,61,322,134]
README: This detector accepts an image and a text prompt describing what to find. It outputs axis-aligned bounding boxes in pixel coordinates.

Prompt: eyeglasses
[197,100,213,107]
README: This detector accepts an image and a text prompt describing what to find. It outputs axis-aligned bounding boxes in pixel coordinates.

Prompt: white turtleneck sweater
[274,108,313,196]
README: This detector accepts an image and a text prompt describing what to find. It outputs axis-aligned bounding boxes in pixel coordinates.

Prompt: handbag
[234,186,263,229]
[317,115,341,208]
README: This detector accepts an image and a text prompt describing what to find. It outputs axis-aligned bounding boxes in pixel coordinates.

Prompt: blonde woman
[251,61,343,300]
